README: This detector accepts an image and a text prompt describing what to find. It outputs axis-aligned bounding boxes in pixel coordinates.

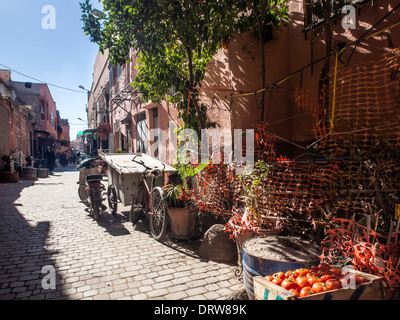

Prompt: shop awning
[83,129,98,136]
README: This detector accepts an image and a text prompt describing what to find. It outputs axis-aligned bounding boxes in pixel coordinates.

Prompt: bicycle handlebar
[131,155,165,177]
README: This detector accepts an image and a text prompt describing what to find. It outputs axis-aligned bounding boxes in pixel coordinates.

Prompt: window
[108,63,113,91]
[137,112,147,153]
[152,108,158,128]
[40,103,45,120]
[51,109,55,128]
[152,108,159,158]
[116,64,122,81]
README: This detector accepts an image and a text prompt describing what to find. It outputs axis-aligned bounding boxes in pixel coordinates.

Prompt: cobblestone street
[0,165,243,300]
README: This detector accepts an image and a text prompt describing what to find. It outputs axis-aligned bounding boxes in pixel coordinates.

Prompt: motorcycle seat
[85,174,103,181]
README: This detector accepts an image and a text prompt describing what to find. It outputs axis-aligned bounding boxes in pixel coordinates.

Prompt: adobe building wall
[201,0,400,158]
[0,96,11,157]
[0,74,33,157]
[88,49,110,129]
[39,84,58,138]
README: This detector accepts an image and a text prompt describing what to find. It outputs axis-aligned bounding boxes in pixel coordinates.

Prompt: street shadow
[0,180,65,300]
[88,209,132,237]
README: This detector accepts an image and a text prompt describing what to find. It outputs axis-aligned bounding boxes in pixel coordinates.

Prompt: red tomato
[307,275,321,286]
[289,288,300,297]
[306,271,317,278]
[285,270,298,279]
[299,286,313,297]
[312,282,328,293]
[295,276,309,288]
[265,275,274,281]
[330,273,342,280]
[281,278,297,291]
[318,262,330,270]
[329,268,342,277]
[317,269,331,276]
[325,279,342,290]
[272,277,283,286]
[295,268,309,277]
[310,266,319,273]
[319,274,332,282]
[273,272,285,280]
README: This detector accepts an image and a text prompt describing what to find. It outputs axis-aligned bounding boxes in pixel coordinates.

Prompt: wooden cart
[99,152,176,214]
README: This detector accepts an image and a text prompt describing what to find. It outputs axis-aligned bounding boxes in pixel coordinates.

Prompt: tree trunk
[186,45,206,130]
[252,7,266,123]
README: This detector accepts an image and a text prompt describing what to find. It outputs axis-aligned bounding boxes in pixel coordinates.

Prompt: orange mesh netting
[196,49,400,288]
[321,218,400,288]
[311,49,400,155]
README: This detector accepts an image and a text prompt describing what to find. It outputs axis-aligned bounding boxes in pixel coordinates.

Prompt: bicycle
[129,155,169,241]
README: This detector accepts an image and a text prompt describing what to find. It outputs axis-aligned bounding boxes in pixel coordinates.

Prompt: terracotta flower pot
[168,207,198,239]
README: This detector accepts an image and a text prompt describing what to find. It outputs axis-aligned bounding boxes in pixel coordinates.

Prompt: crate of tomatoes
[253,263,386,300]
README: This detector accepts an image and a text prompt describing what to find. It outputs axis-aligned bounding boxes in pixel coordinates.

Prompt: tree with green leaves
[80,0,288,131]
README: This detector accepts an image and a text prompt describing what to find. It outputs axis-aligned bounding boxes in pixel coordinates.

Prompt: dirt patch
[243,236,321,264]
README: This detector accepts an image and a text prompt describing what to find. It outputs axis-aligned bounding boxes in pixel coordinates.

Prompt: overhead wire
[0,62,89,94]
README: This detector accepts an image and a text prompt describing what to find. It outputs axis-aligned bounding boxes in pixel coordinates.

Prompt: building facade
[87,48,179,164]
[0,70,35,165]
[200,0,400,158]
[86,0,400,163]
[0,69,71,171]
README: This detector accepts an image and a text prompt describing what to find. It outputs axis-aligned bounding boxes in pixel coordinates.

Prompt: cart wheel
[107,185,118,215]
[149,187,168,242]
[130,186,145,227]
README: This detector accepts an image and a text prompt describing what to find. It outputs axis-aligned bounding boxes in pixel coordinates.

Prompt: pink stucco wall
[201,0,400,158]
[91,0,400,162]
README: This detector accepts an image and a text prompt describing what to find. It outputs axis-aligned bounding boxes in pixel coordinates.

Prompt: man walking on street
[44,147,56,174]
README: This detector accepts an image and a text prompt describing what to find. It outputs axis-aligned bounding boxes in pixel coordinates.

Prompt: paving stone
[165,291,188,300]
[0,168,242,300]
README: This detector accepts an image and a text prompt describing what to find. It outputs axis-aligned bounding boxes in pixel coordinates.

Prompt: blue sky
[0,0,103,140]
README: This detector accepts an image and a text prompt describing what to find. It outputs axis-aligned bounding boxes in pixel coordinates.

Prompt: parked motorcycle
[77,157,107,220]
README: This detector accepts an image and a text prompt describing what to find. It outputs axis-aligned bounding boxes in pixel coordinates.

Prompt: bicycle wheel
[149,187,168,241]
[107,185,118,215]
[130,185,145,227]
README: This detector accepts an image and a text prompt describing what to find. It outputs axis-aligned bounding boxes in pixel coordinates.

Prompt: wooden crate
[253,270,387,300]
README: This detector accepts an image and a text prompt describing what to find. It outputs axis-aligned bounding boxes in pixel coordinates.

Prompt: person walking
[60,153,67,167]
[44,147,56,174]
[71,152,77,165]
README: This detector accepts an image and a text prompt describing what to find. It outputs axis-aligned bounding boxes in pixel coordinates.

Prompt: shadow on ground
[0,180,65,300]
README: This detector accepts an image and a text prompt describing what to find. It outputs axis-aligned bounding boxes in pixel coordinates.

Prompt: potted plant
[163,162,208,239]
